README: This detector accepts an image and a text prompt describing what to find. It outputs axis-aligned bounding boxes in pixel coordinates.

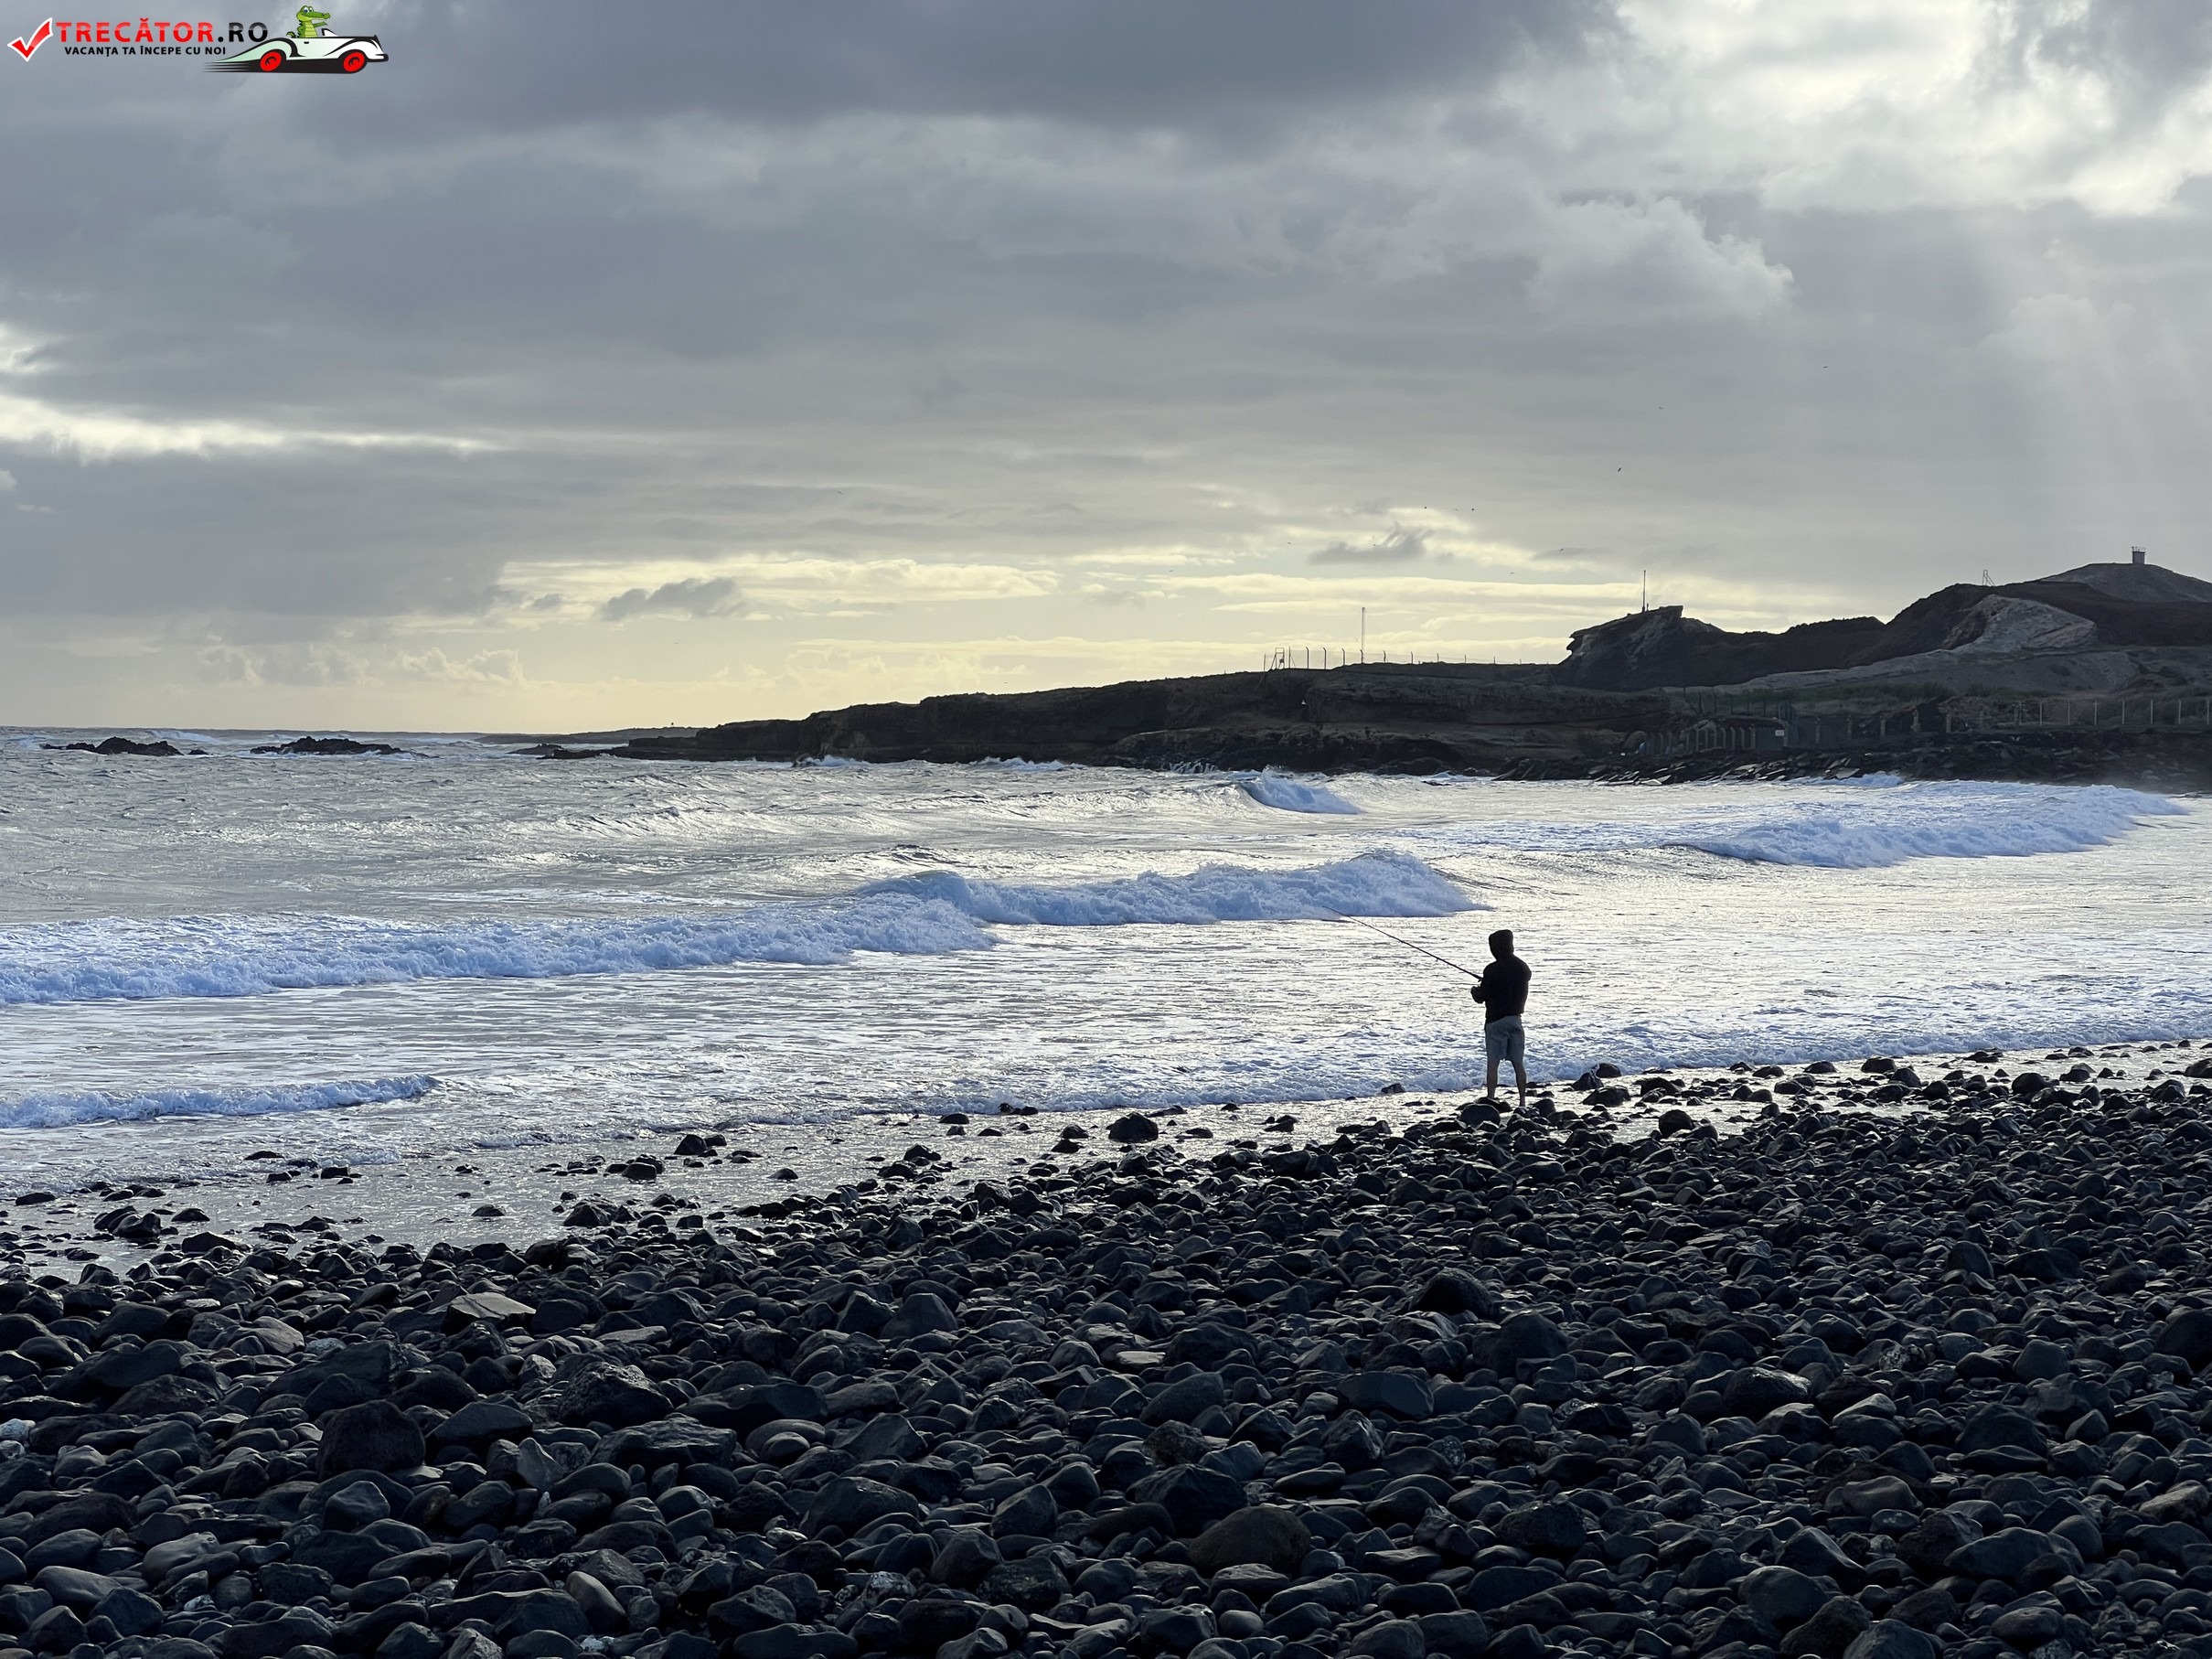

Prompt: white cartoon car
[213,29,386,72]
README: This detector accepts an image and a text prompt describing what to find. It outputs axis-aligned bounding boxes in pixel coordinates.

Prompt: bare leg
[1511,1060,1528,1109]
[1484,1057,1500,1100]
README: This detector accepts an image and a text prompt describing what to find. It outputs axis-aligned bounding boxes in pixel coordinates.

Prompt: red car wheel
[338,48,366,71]
[257,47,284,70]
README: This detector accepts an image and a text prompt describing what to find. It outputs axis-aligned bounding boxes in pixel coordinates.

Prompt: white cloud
[511,555,1063,617]
[1564,0,2212,216]
[0,319,496,459]
[0,389,495,462]
[200,642,373,688]
[394,648,527,686]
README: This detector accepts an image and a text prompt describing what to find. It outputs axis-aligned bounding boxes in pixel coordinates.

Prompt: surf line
[1327,910,1478,978]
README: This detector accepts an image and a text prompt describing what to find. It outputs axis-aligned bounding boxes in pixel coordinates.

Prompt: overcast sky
[5,0,2211,730]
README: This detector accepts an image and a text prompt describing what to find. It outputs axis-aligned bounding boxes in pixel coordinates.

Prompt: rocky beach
[6,1044,2212,1659]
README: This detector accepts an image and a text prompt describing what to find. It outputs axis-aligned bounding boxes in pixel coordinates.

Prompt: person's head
[1489,928,1514,959]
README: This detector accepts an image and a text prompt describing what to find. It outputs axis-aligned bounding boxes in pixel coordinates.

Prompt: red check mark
[9,17,54,59]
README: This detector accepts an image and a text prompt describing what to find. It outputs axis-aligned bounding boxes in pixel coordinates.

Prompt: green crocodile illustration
[290,5,330,37]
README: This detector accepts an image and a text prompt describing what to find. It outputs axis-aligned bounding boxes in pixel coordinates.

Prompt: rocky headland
[607,562,2212,789]
[8,1044,2212,1659]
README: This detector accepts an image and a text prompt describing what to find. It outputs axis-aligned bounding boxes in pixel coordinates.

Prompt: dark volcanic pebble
[5,1058,2212,1659]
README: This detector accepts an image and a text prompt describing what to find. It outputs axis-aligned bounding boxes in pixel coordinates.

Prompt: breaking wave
[0,1075,435,1130]
[0,851,1470,1007]
[862,849,1463,926]
[1672,783,2181,868]
[1235,770,1361,815]
[1410,782,2183,870]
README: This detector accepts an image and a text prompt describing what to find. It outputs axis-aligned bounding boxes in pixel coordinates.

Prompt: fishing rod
[1329,911,1480,979]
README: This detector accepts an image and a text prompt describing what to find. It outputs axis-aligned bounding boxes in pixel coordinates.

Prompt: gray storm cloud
[1310,529,1430,567]
[3,0,2209,727]
[601,577,745,623]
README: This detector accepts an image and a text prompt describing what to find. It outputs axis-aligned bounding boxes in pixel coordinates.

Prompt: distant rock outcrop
[619,666,1667,775]
[43,735,187,757]
[250,735,403,756]
[1551,608,1886,691]
[1940,595,2097,655]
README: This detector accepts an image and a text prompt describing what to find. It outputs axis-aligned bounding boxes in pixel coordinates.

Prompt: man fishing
[1327,909,1530,1105]
[1470,928,1531,1107]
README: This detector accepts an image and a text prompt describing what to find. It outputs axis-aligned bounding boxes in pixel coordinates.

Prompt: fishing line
[1328,911,1479,978]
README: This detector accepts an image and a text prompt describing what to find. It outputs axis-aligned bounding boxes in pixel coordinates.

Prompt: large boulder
[597,1415,737,1470]
[1141,1373,1227,1427]
[217,1608,338,1657]
[1338,1369,1432,1421]
[532,1357,669,1429]
[990,1484,1058,1540]
[1408,1271,1498,1319]
[1740,1566,1825,1630]
[1495,1503,1586,1557]
[19,1493,132,1547]
[1488,1312,1569,1374]
[1957,1405,2046,1456]
[1416,1611,1491,1658]
[431,1400,535,1451]
[980,1555,1070,1612]
[318,1400,425,1478]
[1723,1367,1809,1420]
[690,1381,828,1436]
[1189,1506,1311,1577]
[880,1293,959,1344]
[804,1478,922,1536]
[1842,1621,1940,1659]
[2155,1308,2212,1372]
[1781,1596,1870,1658]
[1129,1466,1246,1536]
[1946,1528,2077,1584]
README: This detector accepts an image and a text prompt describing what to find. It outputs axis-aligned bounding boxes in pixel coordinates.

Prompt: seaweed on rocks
[8,1068,2212,1658]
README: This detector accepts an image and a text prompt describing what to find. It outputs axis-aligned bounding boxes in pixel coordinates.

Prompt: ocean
[3,730,2207,1195]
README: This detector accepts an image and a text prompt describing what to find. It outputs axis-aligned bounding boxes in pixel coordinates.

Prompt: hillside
[617,664,1670,776]
[1555,562,2212,693]
[607,559,2212,786]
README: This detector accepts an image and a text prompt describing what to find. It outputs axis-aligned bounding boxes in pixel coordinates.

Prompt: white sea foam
[0,898,990,1006]
[1673,783,2180,868]
[0,851,1469,1006]
[864,849,1464,926]
[1235,770,1361,815]
[0,1075,434,1130]
[1408,782,2182,870]
[5,743,2205,1181]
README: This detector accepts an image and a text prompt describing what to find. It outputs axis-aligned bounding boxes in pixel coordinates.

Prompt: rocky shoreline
[6,1047,2212,1659]
[1513,731,2212,793]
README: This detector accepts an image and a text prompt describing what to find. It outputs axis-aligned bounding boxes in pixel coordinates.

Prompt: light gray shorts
[1485,1015,1525,1067]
